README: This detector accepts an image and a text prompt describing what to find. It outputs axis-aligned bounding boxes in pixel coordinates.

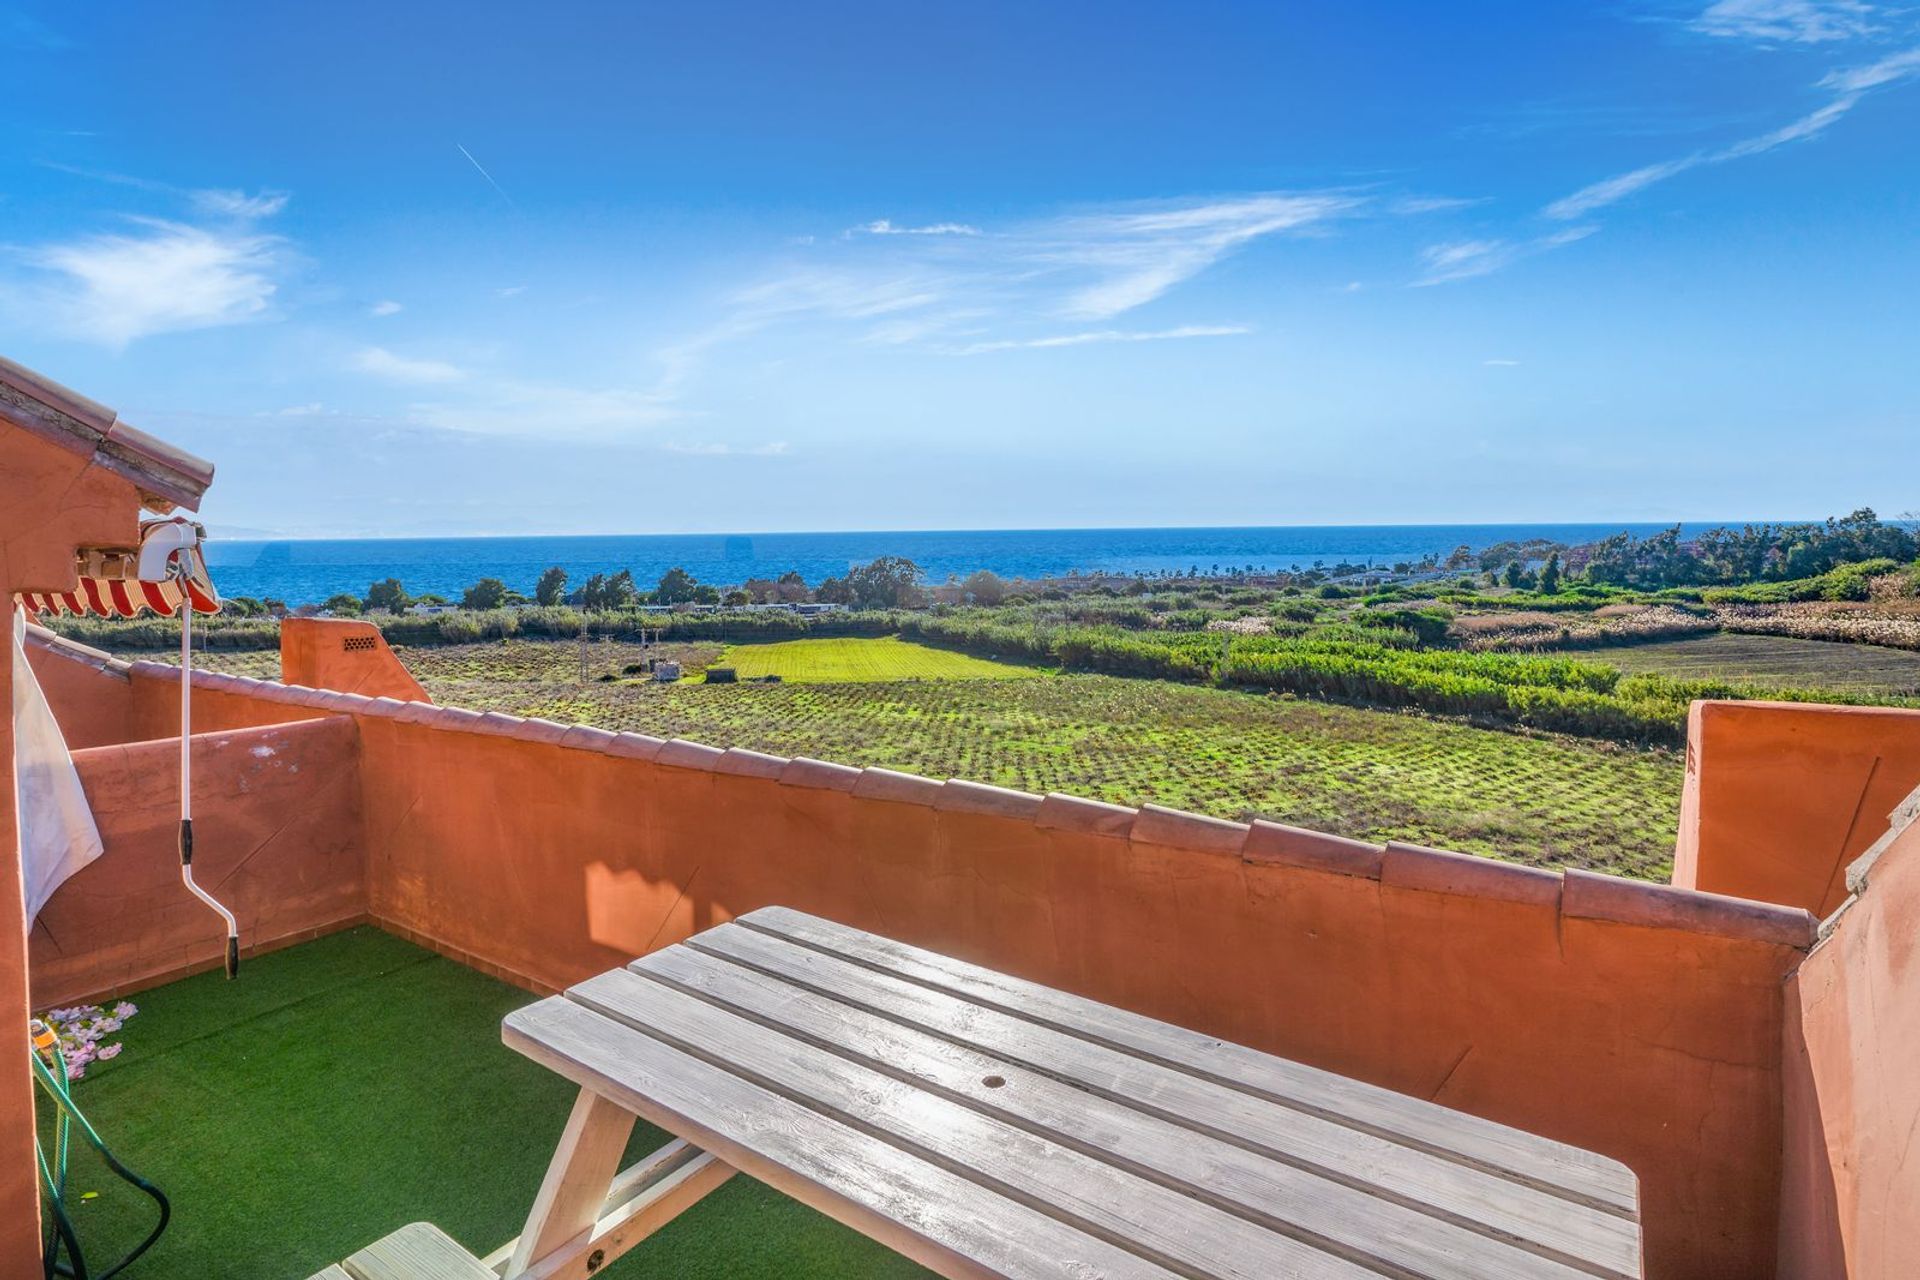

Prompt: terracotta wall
[1778,793,1920,1279]
[134,672,1802,1280]
[1,416,148,1270]
[280,616,431,703]
[23,627,136,749]
[1675,700,1920,917]
[28,716,366,1007]
[20,639,1857,1276]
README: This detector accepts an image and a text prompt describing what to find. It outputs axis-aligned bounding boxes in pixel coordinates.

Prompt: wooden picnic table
[497,906,1642,1280]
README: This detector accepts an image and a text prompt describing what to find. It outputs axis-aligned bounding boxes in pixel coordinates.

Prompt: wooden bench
[307,1222,494,1280]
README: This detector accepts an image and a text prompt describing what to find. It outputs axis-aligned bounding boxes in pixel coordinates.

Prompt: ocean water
[200,523,1721,606]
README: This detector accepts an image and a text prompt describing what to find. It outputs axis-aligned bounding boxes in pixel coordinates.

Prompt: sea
[199,523,1728,606]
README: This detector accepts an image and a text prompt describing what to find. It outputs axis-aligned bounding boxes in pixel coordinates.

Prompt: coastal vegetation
[55,507,1919,871]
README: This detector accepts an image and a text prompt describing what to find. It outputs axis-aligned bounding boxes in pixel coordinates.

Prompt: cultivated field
[1601,633,1920,696]
[136,635,1685,876]
[718,636,1041,682]
[448,664,1682,877]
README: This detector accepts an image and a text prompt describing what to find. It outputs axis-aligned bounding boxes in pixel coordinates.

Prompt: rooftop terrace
[53,926,929,1279]
[6,357,1919,1279]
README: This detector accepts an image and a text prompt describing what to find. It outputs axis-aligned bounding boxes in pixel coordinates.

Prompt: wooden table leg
[507,1087,636,1276]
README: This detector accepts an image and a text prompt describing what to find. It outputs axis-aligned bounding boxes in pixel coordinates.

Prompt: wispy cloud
[650,191,1380,388]
[405,379,679,440]
[1483,358,1522,367]
[191,188,290,219]
[350,346,467,383]
[1546,36,1920,219]
[1043,193,1361,320]
[1691,0,1880,44]
[849,219,981,237]
[4,165,296,346]
[943,324,1251,356]
[17,218,285,347]
[369,299,404,317]
[1414,226,1597,286]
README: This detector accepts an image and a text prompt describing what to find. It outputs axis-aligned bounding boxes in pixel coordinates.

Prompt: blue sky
[3,1,1916,537]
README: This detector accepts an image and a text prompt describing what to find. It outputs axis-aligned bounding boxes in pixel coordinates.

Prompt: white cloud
[1691,0,1879,44]
[23,218,285,347]
[656,191,1368,384]
[276,402,329,416]
[350,346,467,384]
[408,380,679,440]
[1545,157,1703,220]
[1414,226,1596,286]
[1820,43,1920,92]
[851,219,981,237]
[1545,41,1920,219]
[191,188,290,219]
[496,285,527,298]
[369,299,404,317]
[944,325,1251,356]
[1389,195,1489,215]
[1483,358,1522,367]
[1045,194,1360,320]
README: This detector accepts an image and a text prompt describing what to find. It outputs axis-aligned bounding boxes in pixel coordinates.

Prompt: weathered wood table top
[502,906,1642,1280]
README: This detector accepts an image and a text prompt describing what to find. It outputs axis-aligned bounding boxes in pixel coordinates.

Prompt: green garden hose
[29,1021,170,1280]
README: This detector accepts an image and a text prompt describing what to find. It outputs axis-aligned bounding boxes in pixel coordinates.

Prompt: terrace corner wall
[28,716,368,1006]
[265,687,1815,1280]
[281,616,431,703]
[1778,791,1920,1280]
[22,626,135,749]
[1674,700,1920,917]
[0,415,149,1272]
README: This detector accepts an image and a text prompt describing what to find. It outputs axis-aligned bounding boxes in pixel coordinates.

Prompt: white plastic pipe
[175,567,239,977]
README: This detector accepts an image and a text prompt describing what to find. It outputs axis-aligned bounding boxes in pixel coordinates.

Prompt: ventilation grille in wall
[342,636,377,652]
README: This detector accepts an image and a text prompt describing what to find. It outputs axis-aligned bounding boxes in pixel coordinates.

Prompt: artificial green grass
[36,927,932,1279]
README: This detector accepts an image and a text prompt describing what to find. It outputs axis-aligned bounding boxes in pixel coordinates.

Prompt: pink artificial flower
[97,1043,123,1061]
[112,1002,138,1019]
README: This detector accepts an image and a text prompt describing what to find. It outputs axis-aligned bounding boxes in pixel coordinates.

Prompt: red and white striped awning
[15,519,221,619]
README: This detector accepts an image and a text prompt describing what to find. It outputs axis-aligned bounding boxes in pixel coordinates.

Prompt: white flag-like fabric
[12,604,104,920]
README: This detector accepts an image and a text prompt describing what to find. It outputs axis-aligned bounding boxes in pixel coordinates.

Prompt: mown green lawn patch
[717,635,1043,683]
[39,927,930,1280]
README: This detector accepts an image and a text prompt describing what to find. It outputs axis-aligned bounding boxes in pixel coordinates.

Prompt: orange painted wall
[1675,700,1920,917]
[29,716,366,1007]
[22,628,135,749]
[24,637,1880,1277]
[335,708,1812,1279]
[1,417,149,1272]
[1778,804,1920,1278]
[280,616,431,703]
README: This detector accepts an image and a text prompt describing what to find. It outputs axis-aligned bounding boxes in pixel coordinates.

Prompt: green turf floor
[35,926,933,1280]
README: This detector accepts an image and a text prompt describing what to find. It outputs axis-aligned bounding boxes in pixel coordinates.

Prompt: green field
[488,673,1681,878]
[142,636,1684,877]
[717,635,1041,682]
[1600,633,1920,696]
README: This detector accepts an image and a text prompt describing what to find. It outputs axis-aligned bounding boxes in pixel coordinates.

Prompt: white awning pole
[175,569,239,977]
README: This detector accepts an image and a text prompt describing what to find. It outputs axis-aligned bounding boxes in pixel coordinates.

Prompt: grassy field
[718,635,1041,682]
[45,928,926,1280]
[135,636,1684,876]
[1601,633,1920,695]
[483,673,1681,877]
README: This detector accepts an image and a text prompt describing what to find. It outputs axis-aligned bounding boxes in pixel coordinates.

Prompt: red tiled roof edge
[0,355,215,512]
